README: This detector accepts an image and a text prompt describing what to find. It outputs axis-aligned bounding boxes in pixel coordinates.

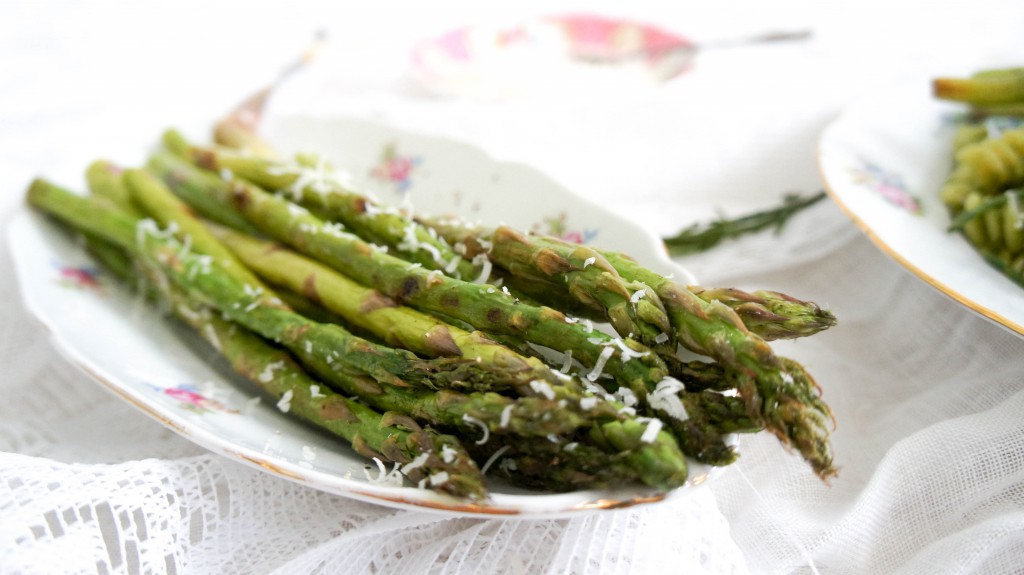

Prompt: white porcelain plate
[9,115,718,518]
[818,81,1024,337]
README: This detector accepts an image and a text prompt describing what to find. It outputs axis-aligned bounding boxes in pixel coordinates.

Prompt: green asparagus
[75,186,489,499]
[26,180,595,430]
[601,253,836,479]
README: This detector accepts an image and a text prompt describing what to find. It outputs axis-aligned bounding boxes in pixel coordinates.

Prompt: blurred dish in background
[409,14,810,99]
[409,14,697,99]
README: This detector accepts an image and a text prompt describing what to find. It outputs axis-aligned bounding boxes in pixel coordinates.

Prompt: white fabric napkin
[3,1,1024,573]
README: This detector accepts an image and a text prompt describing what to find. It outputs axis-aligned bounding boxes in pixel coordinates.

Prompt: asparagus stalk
[61,190,685,496]
[147,151,262,235]
[169,293,488,499]
[155,136,674,414]
[174,139,482,279]
[86,161,144,217]
[123,167,278,296]
[688,287,837,341]
[124,170,569,393]
[155,135,788,470]
[401,217,673,347]
[599,253,836,479]
[26,181,593,437]
[472,418,692,493]
[423,217,836,342]
[71,191,489,499]
[77,165,704,478]
[486,227,673,347]
[208,225,718,476]
[209,224,577,389]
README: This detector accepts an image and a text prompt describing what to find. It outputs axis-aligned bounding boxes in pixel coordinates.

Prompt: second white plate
[818,81,1024,337]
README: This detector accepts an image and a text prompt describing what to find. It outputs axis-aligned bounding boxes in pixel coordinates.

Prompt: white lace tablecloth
[3,1,1024,573]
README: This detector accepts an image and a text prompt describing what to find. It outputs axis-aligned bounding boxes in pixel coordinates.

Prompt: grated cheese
[480,445,511,475]
[321,222,350,238]
[259,360,285,383]
[559,350,574,373]
[461,413,490,444]
[401,452,431,475]
[648,378,689,421]
[529,380,556,400]
[286,202,309,216]
[499,404,514,428]
[586,346,616,382]
[444,255,463,274]
[276,389,293,413]
[244,396,261,413]
[440,444,459,464]
[640,418,664,443]
[614,387,638,407]
[471,254,492,284]
[364,458,403,486]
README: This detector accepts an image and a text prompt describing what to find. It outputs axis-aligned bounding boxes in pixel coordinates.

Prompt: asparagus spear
[423,217,836,342]
[209,224,578,389]
[486,227,673,347]
[122,170,568,393]
[86,161,145,217]
[123,167,278,296]
[72,191,489,499]
[472,440,655,492]
[147,151,262,235]
[172,139,482,279]
[599,253,836,479]
[154,136,794,469]
[472,418,691,493]
[154,137,674,413]
[74,166,704,478]
[688,287,837,341]
[71,203,687,494]
[25,181,594,436]
[208,225,723,475]
[167,292,489,499]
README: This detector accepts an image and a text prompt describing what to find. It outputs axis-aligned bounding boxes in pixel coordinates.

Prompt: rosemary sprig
[663,191,826,257]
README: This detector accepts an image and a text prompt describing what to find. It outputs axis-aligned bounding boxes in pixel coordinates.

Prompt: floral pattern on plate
[532,212,600,244]
[847,160,922,215]
[149,382,240,415]
[54,262,106,292]
[370,142,421,193]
